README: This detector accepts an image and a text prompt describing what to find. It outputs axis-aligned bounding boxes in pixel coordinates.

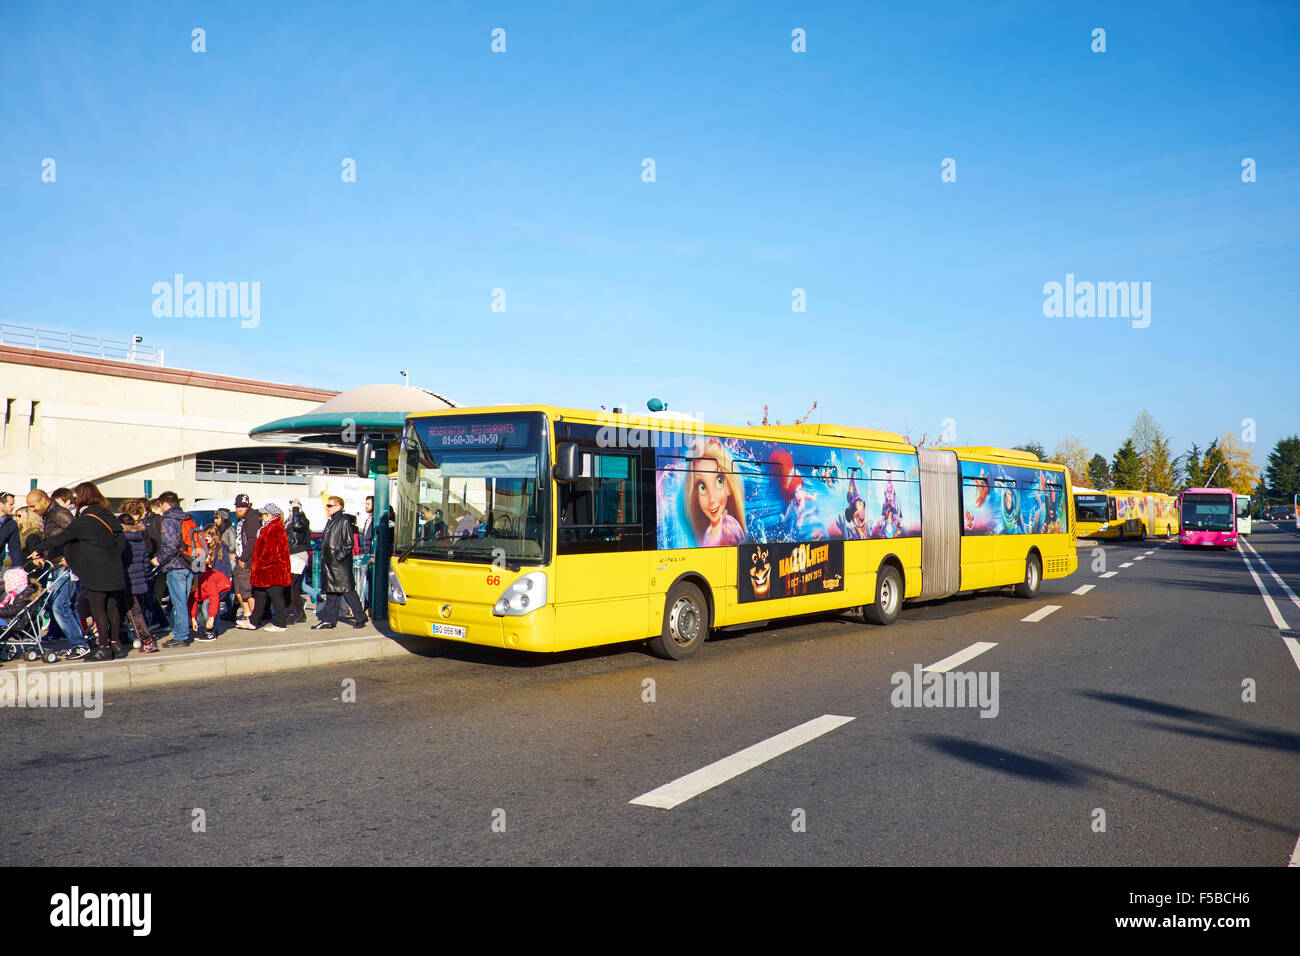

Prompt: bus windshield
[396,413,549,565]
[1073,493,1107,523]
[1182,493,1233,531]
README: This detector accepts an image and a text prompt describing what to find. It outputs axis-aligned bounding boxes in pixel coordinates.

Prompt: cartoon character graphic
[872,477,905,538]
[769,448,826,540]
[683,437,747,547]
[973,469,990,508]
[748,546,771,599]
[841,473,871,540]
[965,510,975,530]
[1000,478,1022,533]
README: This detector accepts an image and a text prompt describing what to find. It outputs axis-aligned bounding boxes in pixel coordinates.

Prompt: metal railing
[0,322,165,366]
[195,459,353,484]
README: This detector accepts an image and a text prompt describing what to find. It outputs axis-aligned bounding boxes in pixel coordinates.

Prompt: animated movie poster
[655,434,921,550]
[961,461,1068,535]
[740,541,845,602]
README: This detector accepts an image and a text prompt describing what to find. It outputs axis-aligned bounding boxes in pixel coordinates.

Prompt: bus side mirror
[356,438,373,479]
[553,442,579,482]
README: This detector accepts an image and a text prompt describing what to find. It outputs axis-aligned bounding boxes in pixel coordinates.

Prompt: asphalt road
[4,524,1298,866]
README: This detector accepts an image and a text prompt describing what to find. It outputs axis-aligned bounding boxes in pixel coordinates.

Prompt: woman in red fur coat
[240,502,292,631]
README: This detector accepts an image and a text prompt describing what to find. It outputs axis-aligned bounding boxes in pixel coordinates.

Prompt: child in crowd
[188,525,232,642]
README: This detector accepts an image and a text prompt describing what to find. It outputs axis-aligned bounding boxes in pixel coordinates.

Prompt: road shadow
[916,731,1295,835]
[1078,691,1300,755]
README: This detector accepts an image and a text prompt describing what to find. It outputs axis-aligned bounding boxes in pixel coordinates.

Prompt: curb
[0,631,436,693]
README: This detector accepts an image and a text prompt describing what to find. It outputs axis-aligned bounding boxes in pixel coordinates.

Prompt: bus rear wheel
[863,565,902,626]
[1014,553,1042,598]
[650,582,709,660]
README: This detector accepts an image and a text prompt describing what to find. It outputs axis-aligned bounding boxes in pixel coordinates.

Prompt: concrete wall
[1,345,336,503]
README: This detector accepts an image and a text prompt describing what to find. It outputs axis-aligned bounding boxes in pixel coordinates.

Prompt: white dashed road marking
[629,714,855,809]
[1119,562,1134,568]
[923,641,999,673]
[1021,605,1061,623]
[1099,571,1118,578]
[1072,585,1095,595]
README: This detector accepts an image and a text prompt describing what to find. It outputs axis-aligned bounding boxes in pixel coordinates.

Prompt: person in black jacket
[36,482,129,661]
[285,499,311,624]
[312,496,366,630]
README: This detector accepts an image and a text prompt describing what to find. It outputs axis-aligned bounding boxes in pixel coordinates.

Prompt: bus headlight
[493,571,547,616]
[389,567,407,605]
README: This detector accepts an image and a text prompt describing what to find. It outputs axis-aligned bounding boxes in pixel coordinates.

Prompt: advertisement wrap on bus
[386,406,1077,659]
[1070,489,1177,540]
[1179,487,1238,548]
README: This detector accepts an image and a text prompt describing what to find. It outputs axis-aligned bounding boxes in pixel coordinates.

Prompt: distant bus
[1071,489,1177,540]
[1179,487,1238,549]
[386,406,1078,658]
[1235,494,1252,536]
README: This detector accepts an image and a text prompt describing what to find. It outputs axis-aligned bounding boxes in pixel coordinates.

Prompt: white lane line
[1133,556,1145,561]
[1099,571,1118,578]
[1119,562,1134,568]
[1240,539,1300,613]
[1072,584,1095,595]
[1144,550,1155,555]
[1239,552,1290,631]
[1290,832,1300,868]
[629,714,855,809]
[1285,638,1300,675]
[1021,604,1062,623]
[924,641,998,673]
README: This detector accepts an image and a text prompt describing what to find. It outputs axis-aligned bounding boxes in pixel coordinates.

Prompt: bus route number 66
[486,574,502,586]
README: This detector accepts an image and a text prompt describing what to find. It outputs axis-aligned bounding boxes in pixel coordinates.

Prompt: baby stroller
[0,566,60,664]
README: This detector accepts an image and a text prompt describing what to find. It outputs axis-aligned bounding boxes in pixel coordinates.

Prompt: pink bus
[1179,487,1238,548]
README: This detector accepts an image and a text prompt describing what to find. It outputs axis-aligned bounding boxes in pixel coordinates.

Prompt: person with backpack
[150,490,200,648]
[285,499,312,625]
[35,483,129,662]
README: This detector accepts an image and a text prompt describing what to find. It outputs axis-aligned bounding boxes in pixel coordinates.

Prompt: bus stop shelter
[249,384,457,619]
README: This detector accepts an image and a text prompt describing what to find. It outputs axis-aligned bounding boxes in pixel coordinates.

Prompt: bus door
[553,445,651,649]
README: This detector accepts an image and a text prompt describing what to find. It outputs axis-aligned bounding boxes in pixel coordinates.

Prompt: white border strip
[629,714,855,810]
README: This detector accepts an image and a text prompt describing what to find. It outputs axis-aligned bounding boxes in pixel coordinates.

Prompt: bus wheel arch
[1015,548,1042,598]
[864,556,904,626]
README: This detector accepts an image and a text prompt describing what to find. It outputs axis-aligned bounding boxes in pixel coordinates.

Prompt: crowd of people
[0,484,378,662]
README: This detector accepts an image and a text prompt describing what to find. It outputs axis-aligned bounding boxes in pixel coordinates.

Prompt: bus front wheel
[1014,554,1042,598]
[650,582,709,660]
[863,565,902,626]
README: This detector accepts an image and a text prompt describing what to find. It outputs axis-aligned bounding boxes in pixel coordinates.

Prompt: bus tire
[863,565,902,626]
[649,582,709,660]
[1137,524,1146,542]
[1014,553,1042,598]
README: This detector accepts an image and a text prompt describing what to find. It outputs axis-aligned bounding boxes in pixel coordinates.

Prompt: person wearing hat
[231,493,261,623]
[285,497,312,624]
[239,502,291,632]
[150,490,197,647]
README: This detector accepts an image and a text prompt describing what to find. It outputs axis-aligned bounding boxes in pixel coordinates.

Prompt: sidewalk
[0,614,435,693]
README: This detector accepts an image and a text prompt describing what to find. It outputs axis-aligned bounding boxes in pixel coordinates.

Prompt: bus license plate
[431,623,466,640]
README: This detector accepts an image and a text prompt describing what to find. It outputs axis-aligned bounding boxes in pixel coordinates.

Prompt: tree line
[1013,412,1300,501]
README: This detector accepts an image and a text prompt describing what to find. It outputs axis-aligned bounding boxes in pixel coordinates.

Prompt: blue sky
[2,1,1297,467]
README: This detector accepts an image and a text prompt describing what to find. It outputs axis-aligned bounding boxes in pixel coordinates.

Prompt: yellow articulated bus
[387,406,1078,659]
[1071,489,1177,540]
